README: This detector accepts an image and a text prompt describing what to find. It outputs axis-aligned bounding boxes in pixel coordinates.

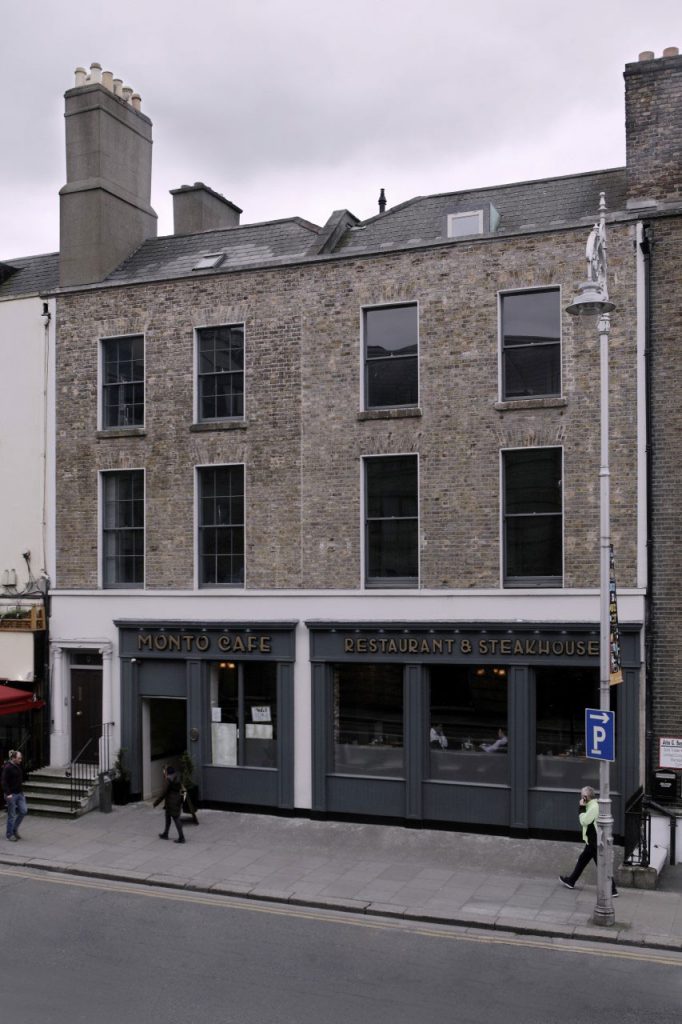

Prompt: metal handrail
[623,786,651,868]
[66,723,116,814]
[643,797,681,866]
[67,733,99,813]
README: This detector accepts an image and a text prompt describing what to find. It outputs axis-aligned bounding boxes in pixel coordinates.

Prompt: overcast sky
[1,0,680,260]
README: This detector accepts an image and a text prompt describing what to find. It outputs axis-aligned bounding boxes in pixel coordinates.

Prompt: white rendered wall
[0,295,53,587]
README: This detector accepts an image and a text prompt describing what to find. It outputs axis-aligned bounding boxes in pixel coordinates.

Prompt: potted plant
[180,749,199,824]
[111,747,131,805]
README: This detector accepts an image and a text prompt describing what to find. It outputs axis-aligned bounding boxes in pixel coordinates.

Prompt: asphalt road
[2,866,681,1024]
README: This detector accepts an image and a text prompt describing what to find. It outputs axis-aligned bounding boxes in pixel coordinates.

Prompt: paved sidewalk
[1,803,681,952]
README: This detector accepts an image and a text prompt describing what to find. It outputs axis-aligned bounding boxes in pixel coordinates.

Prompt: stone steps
[22,768,97,818]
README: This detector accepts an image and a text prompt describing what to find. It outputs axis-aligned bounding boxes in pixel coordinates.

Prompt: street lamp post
[566,192,616,927]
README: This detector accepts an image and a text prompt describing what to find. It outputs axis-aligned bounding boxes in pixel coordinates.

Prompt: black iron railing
[623,786,651,867]
[66,736,99,813]
[66,723,114,813]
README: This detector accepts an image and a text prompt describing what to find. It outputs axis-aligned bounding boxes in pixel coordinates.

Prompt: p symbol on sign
[591,726,606,753]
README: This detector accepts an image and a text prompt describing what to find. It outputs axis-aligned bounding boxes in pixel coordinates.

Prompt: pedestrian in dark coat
[2,750,27,841]
[154,765,185,844]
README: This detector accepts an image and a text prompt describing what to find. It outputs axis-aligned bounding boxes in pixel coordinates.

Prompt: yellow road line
[1,864,680,967]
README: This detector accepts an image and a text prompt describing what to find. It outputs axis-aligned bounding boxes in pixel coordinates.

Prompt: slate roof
[104,217,321,286]
[0,252,59,300]
[0,167,631,294]
[335,168,628,255]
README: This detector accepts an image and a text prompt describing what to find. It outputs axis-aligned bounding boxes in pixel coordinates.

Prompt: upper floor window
[501,289,561,400]
[363,304,418,409]
[365,454,418,587]
[503,447,562,587]
[447,211,483,238]
[102,470,144,588]
[197,325,244,421]
[198,464,245,587]
[101,335,144,428]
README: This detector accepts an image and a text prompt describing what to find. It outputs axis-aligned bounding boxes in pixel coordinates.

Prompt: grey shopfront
[117,620,296,808]
[310,622,641,835]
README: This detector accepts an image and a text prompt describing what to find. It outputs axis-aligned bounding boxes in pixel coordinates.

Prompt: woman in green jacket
[559,786,618,895]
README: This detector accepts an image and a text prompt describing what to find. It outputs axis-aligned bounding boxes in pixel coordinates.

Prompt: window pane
[502,291,560,399]
[366,456,418,518]
[197,325,244,421]
[102,336,144,428]
[210,662,277,768]
[102,470,144,588]
[244,663,277,768]
[428,665,508,784]
[505,448,562,514]
[367,357,418,407]
[364,305,418,408]
[367,520,418,579]
[504,449,562,584]
[535,667,615,789]
[332,663,404,777]
[199,466,245,586]
[210,663,238,766]
[504,345,560,399]
[506,515,563,578]
[365,455,418,584]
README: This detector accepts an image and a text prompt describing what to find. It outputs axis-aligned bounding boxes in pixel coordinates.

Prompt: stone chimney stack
[171,182,242,235]
[59,63,157,287]
[625,47,682,206]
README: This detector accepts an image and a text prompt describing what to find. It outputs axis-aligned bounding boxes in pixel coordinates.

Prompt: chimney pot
[113,78,123,97]
[663,46,680,57]
[102,70,114,91]
[122,86,133,104]
[74,66,87,87]
[378,188,387,214]
[89,62,102,84]
[131,93,142,111]
[638,51,655,61]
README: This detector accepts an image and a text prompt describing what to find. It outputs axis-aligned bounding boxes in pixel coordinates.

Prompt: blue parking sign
[585,708,615,762]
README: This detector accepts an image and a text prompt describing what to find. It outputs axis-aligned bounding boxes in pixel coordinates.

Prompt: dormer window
[445,202,500,239]
[447,211,484,238]
[193,253,225,271]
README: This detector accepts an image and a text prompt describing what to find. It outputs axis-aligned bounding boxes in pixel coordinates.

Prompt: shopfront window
[210,661,277,768]
[428,665,509,784]
[332,663,404,777]
[535,667,614,788]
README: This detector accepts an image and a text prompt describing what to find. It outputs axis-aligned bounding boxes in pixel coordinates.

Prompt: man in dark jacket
[2,750,27,841]
[153,765,185,844]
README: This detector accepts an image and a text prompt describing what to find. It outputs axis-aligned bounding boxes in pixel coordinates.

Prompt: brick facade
[55,223,640,594]
[648,215,682,771]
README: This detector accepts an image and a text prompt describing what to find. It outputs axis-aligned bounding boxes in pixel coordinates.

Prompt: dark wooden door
[70,668,102,760]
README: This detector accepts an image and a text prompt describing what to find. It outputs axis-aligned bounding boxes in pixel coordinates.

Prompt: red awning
[0,685,45,717]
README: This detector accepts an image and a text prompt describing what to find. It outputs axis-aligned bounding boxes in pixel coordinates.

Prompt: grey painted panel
[137,658,187,697]
[277,663,295,808]
[509,666,530,829]
[311,663,329,811]
[422,782,510,824]
[326,775,405,817]
[202,765,279,806]
[528,789,623,832]
[405,665,425,820]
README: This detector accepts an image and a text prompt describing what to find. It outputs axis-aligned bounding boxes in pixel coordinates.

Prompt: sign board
[585,708,615,762]
[659,737,682,770]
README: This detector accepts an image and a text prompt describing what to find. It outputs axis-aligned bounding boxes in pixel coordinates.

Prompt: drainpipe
[639,222,653,796]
